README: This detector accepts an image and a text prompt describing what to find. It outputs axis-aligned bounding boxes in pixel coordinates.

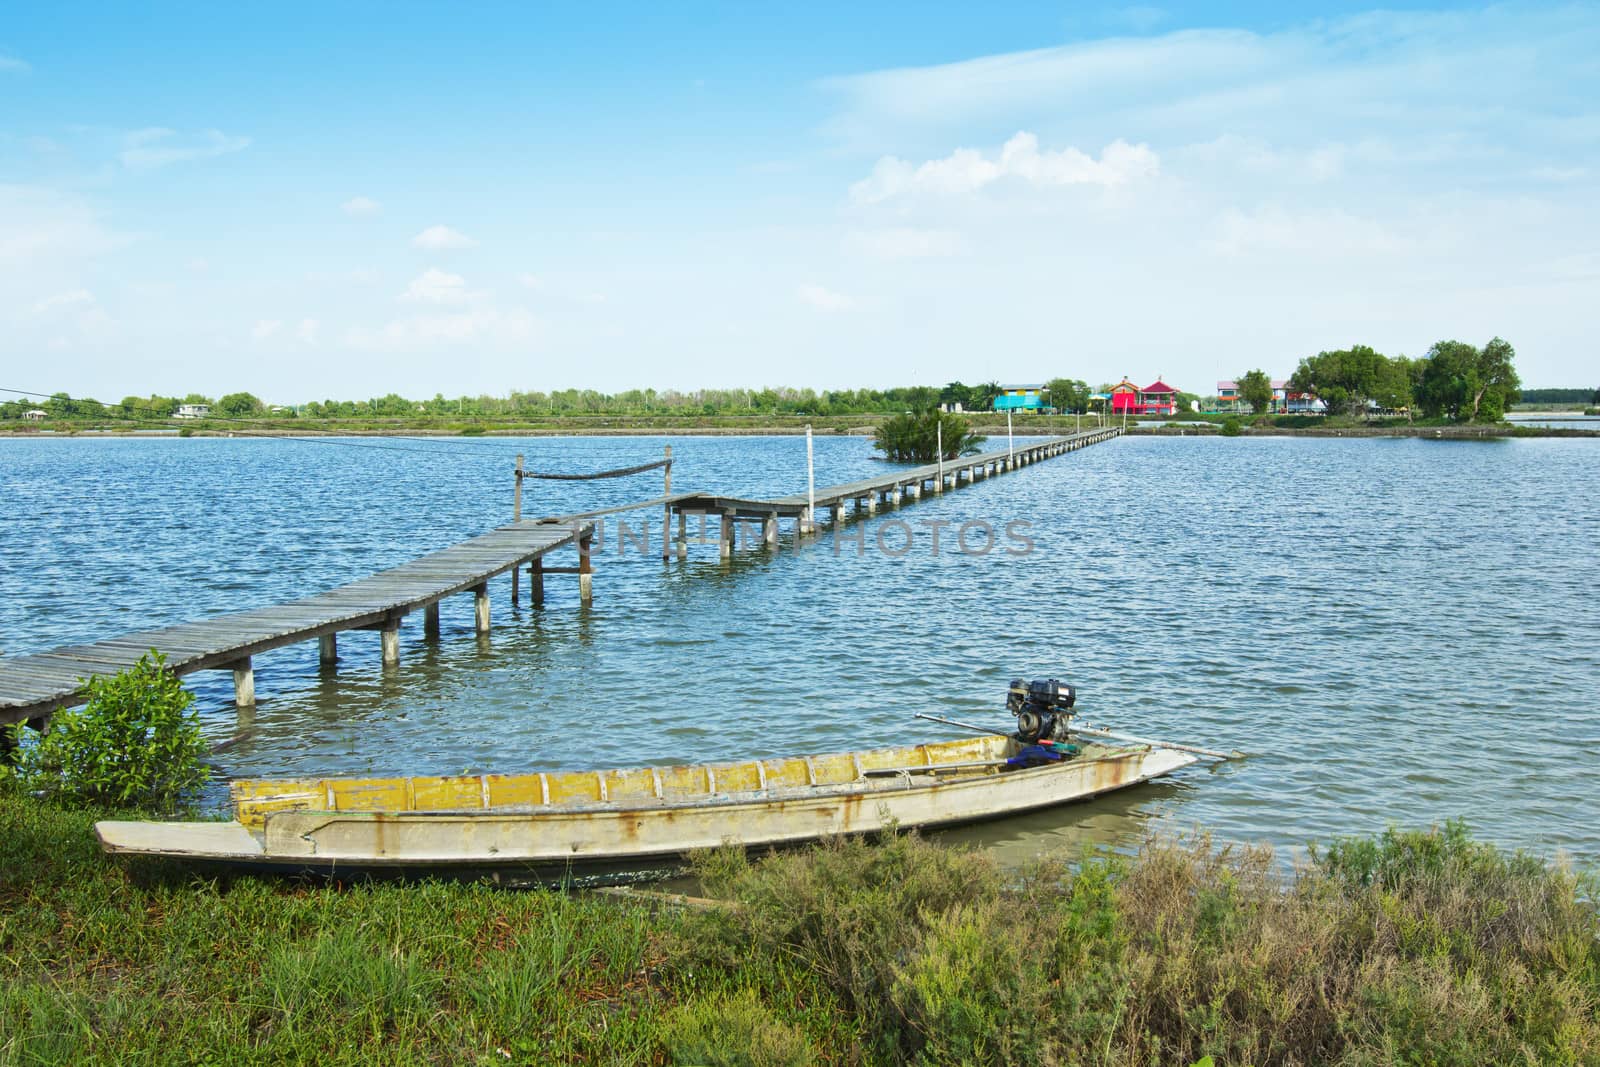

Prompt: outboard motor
[1006,678,1076,743]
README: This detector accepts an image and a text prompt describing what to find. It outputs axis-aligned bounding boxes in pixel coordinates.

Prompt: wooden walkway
[0,428,1118,726]
[0,522,596,726]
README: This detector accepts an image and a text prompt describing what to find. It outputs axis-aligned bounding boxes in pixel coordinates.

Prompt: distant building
[22,409,47,421]
[175,403,211,419]
[1214,379,1324,414]
[1110,378,1180,416]
[992,384,1046,412]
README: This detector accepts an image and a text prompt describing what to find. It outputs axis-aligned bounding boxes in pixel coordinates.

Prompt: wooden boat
[94,734,1197,885]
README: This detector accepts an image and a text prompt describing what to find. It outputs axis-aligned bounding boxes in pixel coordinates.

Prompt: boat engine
[1007,678,1075,743]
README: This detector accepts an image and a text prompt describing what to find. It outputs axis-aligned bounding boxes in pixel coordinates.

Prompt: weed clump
[4,651,207,811]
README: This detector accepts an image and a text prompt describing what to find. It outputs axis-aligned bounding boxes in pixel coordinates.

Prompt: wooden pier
[0,428,1117,727]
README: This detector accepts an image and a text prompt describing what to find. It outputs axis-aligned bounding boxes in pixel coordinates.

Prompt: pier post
[764,514,779,547]
[424,602,441,639]
[381,621,401,666]
[661,445,674,560]
[513,453,524,521]
[531,558,545,606]
[865,492,878,514]
[578,529,594,601]
[834,502,847,525]
[719,514,735,559]
[318,633,337,666]
[511,560,520,605]
[890,486,903,506]
[676,511,688,558]
[231,657,255,706]
[473,584,490,633]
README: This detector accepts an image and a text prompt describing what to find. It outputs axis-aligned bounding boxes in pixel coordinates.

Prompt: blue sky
[2,2,1596,401]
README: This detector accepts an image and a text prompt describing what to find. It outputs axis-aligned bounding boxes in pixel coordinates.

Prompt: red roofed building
[1138,379,1179,416]
[1110,377,1181,416]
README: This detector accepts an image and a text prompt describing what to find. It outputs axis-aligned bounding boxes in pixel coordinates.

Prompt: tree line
[1232,337,1526,422]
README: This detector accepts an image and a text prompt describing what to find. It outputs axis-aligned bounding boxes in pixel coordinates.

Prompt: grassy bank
[4,793,1596,1065]
[7,412,1598,439]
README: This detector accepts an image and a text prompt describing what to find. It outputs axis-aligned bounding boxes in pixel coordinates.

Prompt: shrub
[6,651,208,810]
[1220,418,1241,436]
[662,988,816,1067]
[873,411,986,462]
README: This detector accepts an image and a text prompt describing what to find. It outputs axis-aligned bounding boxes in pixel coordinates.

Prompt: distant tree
[181,393,214,406]
[1289,345,1389,418]
[971,381,1003,412]
[1045,377,1090,414]
[873,411,986,462]
[1594,386,1600,406]
[1417,337,1520,422]
[216,392,265,417]
[939,381,972,410]
[1237,369,1273,415]
[1374,356,1423,419]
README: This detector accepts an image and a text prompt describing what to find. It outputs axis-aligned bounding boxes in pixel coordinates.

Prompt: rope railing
[518,457,672,481]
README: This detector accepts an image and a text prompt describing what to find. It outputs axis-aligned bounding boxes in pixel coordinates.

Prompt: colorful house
[1214,379,1324,414]
[993,384,1046,412]
[1109,378,1141,414]
[1138,379,1179,416]
[1110,378,1180,416]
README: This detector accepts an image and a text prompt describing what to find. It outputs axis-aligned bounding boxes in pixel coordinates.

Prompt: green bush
[662,988,815,1067]
[6,651,208,810]
[1220,418,1241,436]
[873,411,986,462]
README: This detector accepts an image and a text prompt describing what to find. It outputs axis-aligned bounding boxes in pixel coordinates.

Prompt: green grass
[3,787,1596,1065]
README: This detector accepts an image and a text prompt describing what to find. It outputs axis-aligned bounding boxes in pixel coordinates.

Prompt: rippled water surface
[4,433,1598,862]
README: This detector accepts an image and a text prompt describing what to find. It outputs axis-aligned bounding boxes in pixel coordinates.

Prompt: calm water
[3,433,1598,863]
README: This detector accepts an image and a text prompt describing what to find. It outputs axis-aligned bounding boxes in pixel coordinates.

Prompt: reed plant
[2,785,1595,1066]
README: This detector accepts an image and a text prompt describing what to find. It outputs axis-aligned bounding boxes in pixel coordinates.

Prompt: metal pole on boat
[1070,723,1242,761]
[1007,411,1013,463]
[915,712,1012,737]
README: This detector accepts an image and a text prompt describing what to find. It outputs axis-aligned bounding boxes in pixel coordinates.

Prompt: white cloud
[251,319,282,341]
[345,307,536,351]
[0,186,129,267]
[1210,204,1408,257]
[297,318,320,343]
[797,283,853,311]
[1,54,28,74]
[341,196,381,216]
[401,268,474,304]
[845,227,963,259]
[33,289,95,314]
[119,128,250,170]
[516,272,543,290]
[410,225,478,250]
[851,132,1158,203]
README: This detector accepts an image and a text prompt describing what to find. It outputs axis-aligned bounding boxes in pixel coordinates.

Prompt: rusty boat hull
[95,735,1197,885]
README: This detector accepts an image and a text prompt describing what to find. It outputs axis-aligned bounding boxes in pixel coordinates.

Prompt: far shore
[3,419,1597,440]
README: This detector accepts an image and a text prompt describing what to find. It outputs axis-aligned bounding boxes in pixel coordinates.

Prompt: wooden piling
[381,621,401,666]
[719,514,735,559]
[473,584,490,633]
[531,558,545,606]
[764,514,779,547]
[424,602,441,640]
[318,633,337,666]
[578,530,594,602]
[231,657,255,707]
[513,454,524,521]
[662,445,674,560]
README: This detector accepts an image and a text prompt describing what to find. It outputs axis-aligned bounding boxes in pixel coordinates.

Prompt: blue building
[993,384,1047,412]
